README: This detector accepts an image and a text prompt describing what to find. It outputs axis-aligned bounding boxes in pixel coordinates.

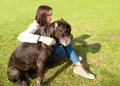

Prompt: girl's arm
[18,21,56,45]
[18,21,40,43]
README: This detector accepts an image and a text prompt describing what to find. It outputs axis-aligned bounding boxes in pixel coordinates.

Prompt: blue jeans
[50,43,80,64]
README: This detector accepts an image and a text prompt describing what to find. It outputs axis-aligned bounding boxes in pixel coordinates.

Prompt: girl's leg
[53,43,68,58]
[48,43,95,79]
[63,44,95,79]
[63,44,80,64]
[51,43,82,61]
[47,43,68,62]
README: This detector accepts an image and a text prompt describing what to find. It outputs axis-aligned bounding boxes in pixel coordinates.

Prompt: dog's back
[8,42,53,71]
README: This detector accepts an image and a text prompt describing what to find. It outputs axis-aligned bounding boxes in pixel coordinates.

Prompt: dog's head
[35,19,73,46]
[49,19,73,46]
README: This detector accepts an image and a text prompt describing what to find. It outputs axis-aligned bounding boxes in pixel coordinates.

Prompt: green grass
[0,0,120,86]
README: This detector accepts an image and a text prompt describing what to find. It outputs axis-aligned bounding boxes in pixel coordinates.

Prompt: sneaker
[73,65,95,79]
[78,56,83,62]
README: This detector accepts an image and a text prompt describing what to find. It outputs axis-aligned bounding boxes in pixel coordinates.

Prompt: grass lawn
[0,0,120,86]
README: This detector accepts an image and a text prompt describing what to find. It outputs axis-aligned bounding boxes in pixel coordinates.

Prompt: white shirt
[18,20,40,43]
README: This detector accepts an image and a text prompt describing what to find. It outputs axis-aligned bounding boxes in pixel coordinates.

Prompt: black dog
[7,19,73,86]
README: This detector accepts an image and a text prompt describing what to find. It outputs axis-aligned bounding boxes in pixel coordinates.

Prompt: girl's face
[46,10,53,24]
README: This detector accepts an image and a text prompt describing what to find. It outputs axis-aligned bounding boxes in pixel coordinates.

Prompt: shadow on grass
[44,60,72,85]
[73,34,101,74]
[43,34,101,85]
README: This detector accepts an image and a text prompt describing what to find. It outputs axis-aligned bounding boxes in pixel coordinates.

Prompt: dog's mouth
[59,36,73,46]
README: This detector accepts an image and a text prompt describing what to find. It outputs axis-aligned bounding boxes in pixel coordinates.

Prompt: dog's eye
[62,34,65,37]
[65,29,71,33]
[68,29,70,32]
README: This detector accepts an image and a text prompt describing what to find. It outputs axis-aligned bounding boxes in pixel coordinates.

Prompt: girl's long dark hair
[35,5,52,27]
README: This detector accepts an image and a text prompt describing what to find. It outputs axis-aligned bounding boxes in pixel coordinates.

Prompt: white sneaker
[73,65,95,79]
[79,56,83,61]
[74,70,95,79]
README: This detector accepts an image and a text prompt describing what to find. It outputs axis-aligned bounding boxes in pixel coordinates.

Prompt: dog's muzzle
[60,34,73,46]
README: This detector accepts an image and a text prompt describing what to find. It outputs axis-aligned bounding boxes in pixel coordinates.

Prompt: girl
[18,5,95,79]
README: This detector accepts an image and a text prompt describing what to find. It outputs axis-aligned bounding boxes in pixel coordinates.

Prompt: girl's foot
[73,64,95,79]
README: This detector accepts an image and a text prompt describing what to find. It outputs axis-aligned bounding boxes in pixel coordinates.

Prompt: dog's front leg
[37,60,45,86]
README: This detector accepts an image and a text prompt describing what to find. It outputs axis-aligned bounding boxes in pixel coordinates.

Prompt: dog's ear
[55,22,58,28]
[61,18,63,20]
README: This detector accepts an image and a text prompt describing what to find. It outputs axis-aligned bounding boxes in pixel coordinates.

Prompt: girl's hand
[39,36,56,46]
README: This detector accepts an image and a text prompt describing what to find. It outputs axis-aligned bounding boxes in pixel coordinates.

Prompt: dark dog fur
[7,19,73,86]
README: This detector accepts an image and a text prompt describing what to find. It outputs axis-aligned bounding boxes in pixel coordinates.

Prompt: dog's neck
[39,27,47,36]
[43,24,55,38]
[33,26,56,48]
[34,23,56,39]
